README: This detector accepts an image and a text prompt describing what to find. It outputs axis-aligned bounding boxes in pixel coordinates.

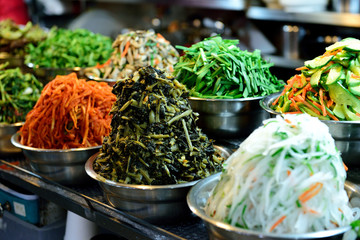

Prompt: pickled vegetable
[94,66,223,185]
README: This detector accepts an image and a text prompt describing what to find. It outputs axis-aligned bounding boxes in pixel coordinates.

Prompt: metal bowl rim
[26,62,85,72]
[260,91,360,125]
[187,173,352,239]
[189,95,265,102]
[85,73,118,83]
[11,133,101,152]
[0,122,24,127]
[85,152,202,190]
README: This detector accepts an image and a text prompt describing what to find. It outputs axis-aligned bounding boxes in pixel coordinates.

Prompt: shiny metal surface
[260,92,360,166]
[11,133,101,185]
[85,73,117,87]
[187,173,355,240]
[0,122,23,155]
[188,96,270,139]
[85,145,231,223]
[26,63,86,84]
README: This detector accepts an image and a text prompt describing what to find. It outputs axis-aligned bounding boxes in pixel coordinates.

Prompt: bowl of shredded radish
[187,114,360,240]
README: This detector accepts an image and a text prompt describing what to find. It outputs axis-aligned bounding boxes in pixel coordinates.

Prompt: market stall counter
[0,155,212,240]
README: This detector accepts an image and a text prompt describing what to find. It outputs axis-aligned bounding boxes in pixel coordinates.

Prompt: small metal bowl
[188,96,270,139]
[26,63,86,84]
[11,133,101,185]
[0,122,23,155]
[85,145,231,223]
[187,173,357,240]
[260,92,360,167]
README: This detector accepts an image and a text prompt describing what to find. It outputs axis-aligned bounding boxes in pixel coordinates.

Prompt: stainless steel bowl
[188,96,270,139]
[0,122,23,155]
[85,145,232,223]
[260,92,360,166]
[26,63,86,84]
[187,173,357,240]
[11,133,101,185]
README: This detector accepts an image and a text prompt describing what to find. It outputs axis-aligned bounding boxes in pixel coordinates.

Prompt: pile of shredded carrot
[19,73,116,149]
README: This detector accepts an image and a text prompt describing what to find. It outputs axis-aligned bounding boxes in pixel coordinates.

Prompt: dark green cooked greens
[94,66,224,185]
[25,28,113,68]
[0,63,43,123]
[174,36,284,99]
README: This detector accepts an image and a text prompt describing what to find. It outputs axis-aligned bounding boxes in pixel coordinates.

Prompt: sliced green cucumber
[310,69,323,87]
[346,71,360,87]
[349,58,360,76]
[332,104,345,119]
[326,37,360,52]
[302,68,318,77]
[304,55,334,69]
[341,104,360,121]
[328,82,360,113]
[326,64,343,85]
[293,74,307,88]
[349,84,360,96]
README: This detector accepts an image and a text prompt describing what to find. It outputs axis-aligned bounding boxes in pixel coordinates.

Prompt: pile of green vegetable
[272,37,360,121]
[0,63,43,123]
[94,66,223,185]
[173,36,283,99]
[0,19,47,57]
[25,28,113,68]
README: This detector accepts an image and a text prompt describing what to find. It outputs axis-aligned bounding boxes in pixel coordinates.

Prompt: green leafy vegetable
[173,36,283,99]
[94,66,224,185]
[0,62,43,123]
[25,28,113,68]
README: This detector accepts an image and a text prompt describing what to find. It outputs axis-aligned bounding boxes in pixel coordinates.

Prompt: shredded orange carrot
[308,209,319,214]
[290,98,301,112]
[326,109,339,121]
[294,95,321,115]
[284,111,303,114]
[343,162,348,171]
[95,58,111,69]
[19,73,116,149]
[287,170,291,176]
[295,66,308,71]
[326,98,334,108]
[121,41,131,58]
[299,182,323,203]
[319,89,326,116]
[270,216,286,232]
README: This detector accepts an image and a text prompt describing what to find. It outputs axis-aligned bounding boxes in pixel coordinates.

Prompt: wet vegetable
[0,19,47,57]
[0,62,43,123]
[272,37,360,121]
[174,36,283,99]
[94,66,223,185]
[25,28,113,68]
[85,30,179,80]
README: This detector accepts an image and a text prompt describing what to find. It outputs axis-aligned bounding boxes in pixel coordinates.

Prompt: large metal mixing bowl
[188,96,270,139]
[0,122,23,155]
[260,92,360,167]
[11,133,100,185]
[187,173,357,240]
[85,145,231,223]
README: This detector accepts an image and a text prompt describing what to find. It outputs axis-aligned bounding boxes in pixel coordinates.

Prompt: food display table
[0,155,210,240]
[1,141,360,240]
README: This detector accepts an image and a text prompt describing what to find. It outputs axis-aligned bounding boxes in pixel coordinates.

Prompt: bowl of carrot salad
[11,72,116,184]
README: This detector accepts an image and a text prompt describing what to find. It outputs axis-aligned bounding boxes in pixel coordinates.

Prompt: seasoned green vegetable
[0,63,43,123]
[174,36,283,99]
[272,37,360,121]
[94,66,223,185]
[25,28,113,68]
[0,19,47,57]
